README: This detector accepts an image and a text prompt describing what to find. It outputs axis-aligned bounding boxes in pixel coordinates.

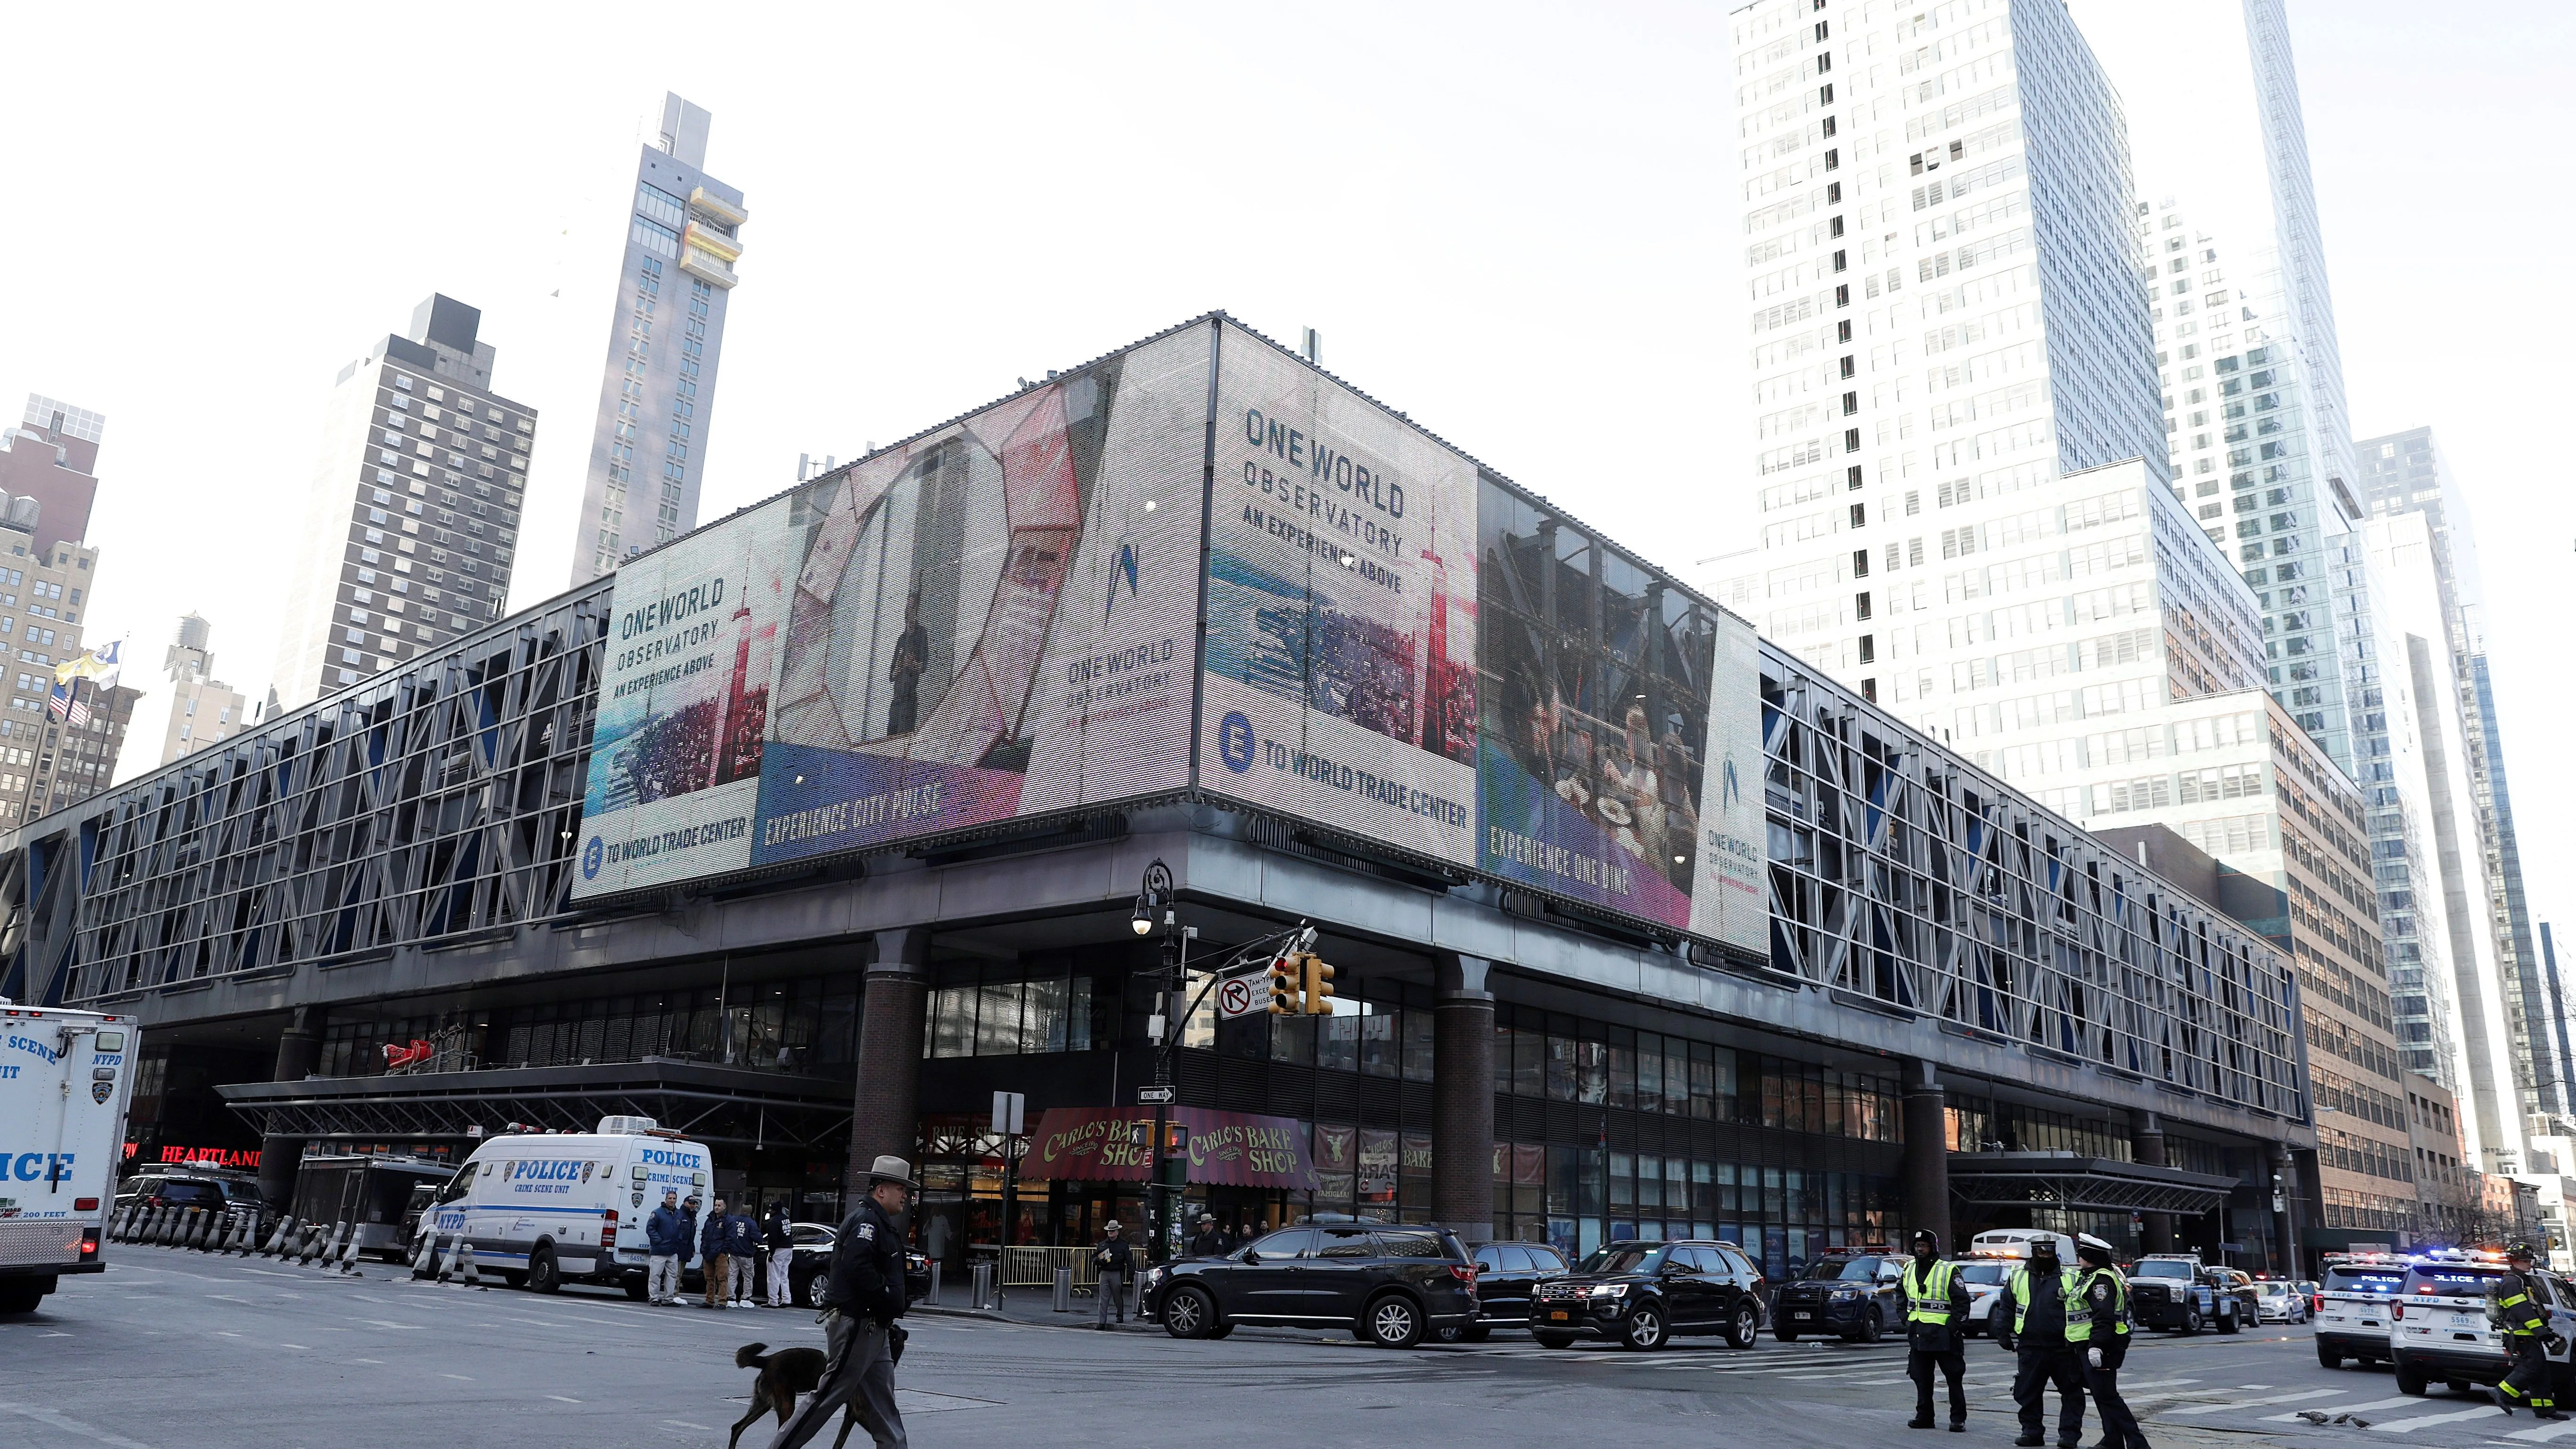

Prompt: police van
[418,1116,708,1298]
[2314,1251,2409,1369]
[2390,1248,2576,1398]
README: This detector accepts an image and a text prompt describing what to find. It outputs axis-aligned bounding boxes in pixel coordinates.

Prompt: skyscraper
[2360,427,2566,1119]
[273,295,536,708]
[0,394,102,558]
[567,93,747,585]
[0,396,128,823]
[157,612,248,765]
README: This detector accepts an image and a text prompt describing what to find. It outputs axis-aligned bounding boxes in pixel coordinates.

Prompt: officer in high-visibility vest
[2069,1234,2146,1449]
[2006,1236,2088,1449]
[2490,1243,2567,1420]
[1902,1229,1973,1432]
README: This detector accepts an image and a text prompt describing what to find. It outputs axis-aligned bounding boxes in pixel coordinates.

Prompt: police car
[2390,1249,2576,1397]
[2314,1251,2408,1369]
[2124,1252,2240,1335]
[416,1116,709,1298]
[1947,1256,2014,1337]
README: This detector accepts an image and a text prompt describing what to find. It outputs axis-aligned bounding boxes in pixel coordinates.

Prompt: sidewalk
[908,1275,1158,1333]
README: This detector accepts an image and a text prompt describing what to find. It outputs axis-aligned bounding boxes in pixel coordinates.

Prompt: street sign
[990,1090,1025,1137]
[1136,1085,1176,1105]
[1216,975,1261,1020]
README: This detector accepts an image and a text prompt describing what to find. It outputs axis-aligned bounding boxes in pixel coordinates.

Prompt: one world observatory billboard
[571,315,1765,955]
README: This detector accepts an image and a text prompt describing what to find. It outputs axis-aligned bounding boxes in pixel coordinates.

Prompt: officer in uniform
[1902,1229,1972,1432]
[2490,1243,2567,1420]
[767,1155,916,1449]
[2006,1237,2088,1449]
[2069,1234,2146,1449]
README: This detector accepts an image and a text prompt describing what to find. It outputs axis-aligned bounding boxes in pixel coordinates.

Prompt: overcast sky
[5,3,2570,923]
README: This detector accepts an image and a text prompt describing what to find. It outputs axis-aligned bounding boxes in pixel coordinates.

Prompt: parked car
[1142,1222,1479,1349]
[2124,1253,2239,1335]
[1529,1240,1766,1351]
[782,1221,931,1308]
[2296,1279,2322,1318]
[1773,1248,1905,1343]
[2203,1265,2263,1329]
[1433,1240,1570,1342]
[2314,1254,2407,1368]
[1950,1257,2012,1337]
[2252,1279,2310,1324]
[2391,1252,2576,1397]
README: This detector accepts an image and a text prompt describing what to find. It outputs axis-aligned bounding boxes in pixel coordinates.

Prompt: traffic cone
[459,1241,483,1290]
[411,1230,438,1279]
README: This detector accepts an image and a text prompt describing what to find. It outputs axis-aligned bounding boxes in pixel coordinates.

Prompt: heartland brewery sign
[1027,1107,1317,1191]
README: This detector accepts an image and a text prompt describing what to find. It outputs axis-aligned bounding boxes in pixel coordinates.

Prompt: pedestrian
[2006,1237,2088,1449]
[765,1201,795,1308]
[1900,1229,1971,1432]
[724,1199,760,1307]
[645,1188,688,1305]
[701,1196,734,1309]
[765,1155,915,1449]
[2490,1243,2566,1419]
[682,1192,704,1296]
[1187,1212,1231,1258]
[2071,1233,2148,1449]
[1093,1219,1135,1328]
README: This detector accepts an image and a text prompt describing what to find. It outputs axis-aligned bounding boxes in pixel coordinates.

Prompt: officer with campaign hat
[767,1155,918,1449]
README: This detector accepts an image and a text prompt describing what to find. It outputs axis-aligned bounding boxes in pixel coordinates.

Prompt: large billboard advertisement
[573,325,1211,898]
[571,316,1765,955]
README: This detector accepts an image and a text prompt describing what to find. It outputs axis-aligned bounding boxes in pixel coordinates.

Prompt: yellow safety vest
[1903,1258,1959,1325]
[2009,1264,2083,1337]
[2066,1266,2130,1344]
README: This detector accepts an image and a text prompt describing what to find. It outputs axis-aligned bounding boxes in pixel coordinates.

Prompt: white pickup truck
[0,1003,138,1314]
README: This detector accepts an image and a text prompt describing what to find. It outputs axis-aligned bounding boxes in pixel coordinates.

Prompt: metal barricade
[1001,1245,1095,1291]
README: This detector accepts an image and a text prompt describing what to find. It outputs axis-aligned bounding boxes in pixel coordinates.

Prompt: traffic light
[1269,952,1304,1014]
[1303,952,1336,1015]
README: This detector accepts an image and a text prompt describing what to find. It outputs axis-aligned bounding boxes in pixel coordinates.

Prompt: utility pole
[1135,860,1181,1264]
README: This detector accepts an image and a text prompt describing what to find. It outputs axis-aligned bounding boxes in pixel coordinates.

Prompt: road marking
[2259,1396,2423,1422]
[441,1374,473,1382]
[0,1404,157,1449]
[2163,1388,2343,1413]
[2504,1417,2576,1442]
[276,1343,310,1351]
[547,1396,582,1404]
[355,1320,427,1330]
[354,1358,384,1365]
[662,1420,714,1431]
[2365,1403,2501,1432]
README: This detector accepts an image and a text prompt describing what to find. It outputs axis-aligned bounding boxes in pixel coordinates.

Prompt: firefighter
[1902,1229,1972,1432]
[2491,1243,2567,1420]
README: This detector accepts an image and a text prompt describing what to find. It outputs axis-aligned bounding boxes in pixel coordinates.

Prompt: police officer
[2490,1243,2567,1420]
[2069,1234,2146,1449]
[767,1156,915,1449]
[1902,1229,1972,1432]
[2007,1237,2088,1449]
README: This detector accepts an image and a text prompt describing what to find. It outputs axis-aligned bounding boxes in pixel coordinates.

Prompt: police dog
[729,1343,858,1449]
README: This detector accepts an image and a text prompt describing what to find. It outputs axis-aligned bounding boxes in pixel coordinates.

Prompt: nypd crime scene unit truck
[0,1002,137,1314]
[419,1116,709,1296]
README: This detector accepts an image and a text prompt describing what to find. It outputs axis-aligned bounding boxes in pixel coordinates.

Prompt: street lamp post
[1135,860,1182,1263]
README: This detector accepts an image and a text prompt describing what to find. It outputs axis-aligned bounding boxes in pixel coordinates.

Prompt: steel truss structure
[1759,651,2304,1118]
[216,1060,854,1150]
[4,583,613,1005]
[1944,1152,2241,1215]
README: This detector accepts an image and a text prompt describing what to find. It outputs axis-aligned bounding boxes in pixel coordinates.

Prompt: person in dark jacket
[1186,1213,1232,1258]
[1094,1220,1137,1328]
[2492,1243,2567,1418]
[765,1156,915,1449]
[722,1203,760,1306]
[1900,1229,1974,1432]
[2073,1234,2149,1449]
[2007,1238,2088,1449]
[700,1197,735,1309]
[644,1188,688,1304]
[764,1202,795,1308]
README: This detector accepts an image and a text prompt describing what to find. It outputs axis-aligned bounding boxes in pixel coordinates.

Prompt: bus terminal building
[0,318,2314,1276]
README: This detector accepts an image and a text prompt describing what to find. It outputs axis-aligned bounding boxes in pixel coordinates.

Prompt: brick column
[1433,953,1497,1244]
[847,927,930,1195]
[2132,1111,2173,1253]
[257,1006,324,1211]
[1900,1058,1951,1251]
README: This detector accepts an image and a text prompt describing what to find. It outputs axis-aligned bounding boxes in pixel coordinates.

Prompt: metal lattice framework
[1761,652,2304,1118]
[1945,1153,2242,1215]
[38,584,612,1002]
[217,1061,854,1150]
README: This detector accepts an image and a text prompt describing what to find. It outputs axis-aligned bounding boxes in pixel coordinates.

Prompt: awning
[216,1058,854,1150]
[1946,1152,2240,1216]
[1026,1107,1317,1191]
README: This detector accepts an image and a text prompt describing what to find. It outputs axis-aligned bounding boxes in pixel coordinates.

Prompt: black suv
[1530,1240,1765,1351]
[1773,1249,1905,1343]
[1435,1240,1571,1342]
[1143,1222,1479,1349]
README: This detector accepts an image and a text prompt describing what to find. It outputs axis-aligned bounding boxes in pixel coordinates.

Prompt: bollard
[339,1228,364,1274]
[293,1223,319,1264]
[220,1215,247,1254]
[970,1261,992,1311]
[262,1216,296,1257]
[928,1260,942,1307]
[411,1230,438,1279]
[161,1208,186,1247]
[144,1206,165,1246]
[154,1206,177,1245]
[314,1221,346,1267]
[1054,1265,1072,1313]
[187,1210,213,1251]
[111,1205,132,1242]
[459,1242,483,1290]
[130,1206,152,1243]
[235,1215,260,1255]
[1132,1271,1144,1320]
[437,1230,464,1282]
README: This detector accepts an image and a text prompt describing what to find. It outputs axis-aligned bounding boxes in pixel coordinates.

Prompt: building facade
[2404,1071,2476,1248]
[566,93,746,585]
[2359,429,2566,1120]
[271,296,536,710]
[0,394,103,558]
[157,612,248,766]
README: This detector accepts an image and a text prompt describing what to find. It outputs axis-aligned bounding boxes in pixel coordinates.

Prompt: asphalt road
[0,1246,2553,1449]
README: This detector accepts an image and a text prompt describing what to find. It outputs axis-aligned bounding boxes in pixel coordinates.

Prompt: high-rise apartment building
[0,395,102,558]
[0,396,131,823]
[157,612,247,765]
[2360,427,2566,1119]
[273,295,536,709]
[567,94,747,585]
